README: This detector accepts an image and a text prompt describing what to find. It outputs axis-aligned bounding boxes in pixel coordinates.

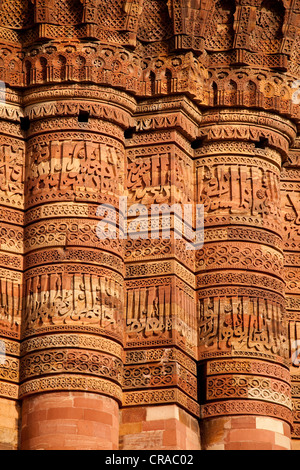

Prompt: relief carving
[24,270,123,333]
[26,139,124,202]
[1,0,300,447]
[198,164,281,220]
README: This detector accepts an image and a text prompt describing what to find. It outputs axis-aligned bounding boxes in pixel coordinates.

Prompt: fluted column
[0,87,24,450]
[282,138,300,448]
[120,95,201,450]
[197,109,296,451]
[19,84,135,450]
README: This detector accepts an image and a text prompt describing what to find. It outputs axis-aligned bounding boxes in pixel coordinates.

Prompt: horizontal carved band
[196,242,284,276]
[24,220,124,255]
[0,269,22,283]
[19,375,123,403]
[21,333,123,359]
[124,362,197,400]
[203,227,282,250]
[291,383,300,397]
[127,131,193,158]
[26,100,133,125]
[125,347,197,375]
[206,375,291,409]
[0,356,19,383]
[25,202,91,223]
[23,85,136,113]
[282,168,300,182]
[123,387,200,418]
[285,268,300,294]
[292,399,300,427]
[24,248,124,273]
[196,148,282,172]
[135,112,197,140]
[20,349,123,385]
[0,121,23,139]
[206,359,290,383]
[286,296,299,313]
[199,350,290,368]
[22,324,125,344]
[201,400,293,424]
[291,423,300,439]
[27,129,124,151]
[0,223,23,254]
[0,104,23,123]
[196,139,281,159]
[0,338,20,357]
[197,271,285,295]
[25,83,136,115]
[197,286,285,305]
[126,262,195,287]
[28,118,125,143]
[0,381,18,400]
[126,261,172,278]
[284,253,300,267]
[24,263,123,282]
[200,124,290,157]
[202,214,282,233]
[0,207,24,226]
[200,110,296,144]
[0,253,22,271]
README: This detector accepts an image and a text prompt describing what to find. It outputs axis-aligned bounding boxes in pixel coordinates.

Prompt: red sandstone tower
[0,0,299,451]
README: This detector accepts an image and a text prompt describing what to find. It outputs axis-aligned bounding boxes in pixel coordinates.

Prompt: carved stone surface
[0,0,299,451]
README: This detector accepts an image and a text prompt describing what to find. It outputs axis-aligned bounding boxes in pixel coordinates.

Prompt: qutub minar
[0,0,299,451]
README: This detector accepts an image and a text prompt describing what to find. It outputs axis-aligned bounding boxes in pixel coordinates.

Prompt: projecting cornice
[0,1,300,122]
[0,0,297,52]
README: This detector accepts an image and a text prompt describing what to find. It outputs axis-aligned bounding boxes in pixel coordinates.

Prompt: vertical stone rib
[197,108,296,451]
[120,96,201,450]
[19,85,134,450]
[0,88,24,450]
[0,0,300,451]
